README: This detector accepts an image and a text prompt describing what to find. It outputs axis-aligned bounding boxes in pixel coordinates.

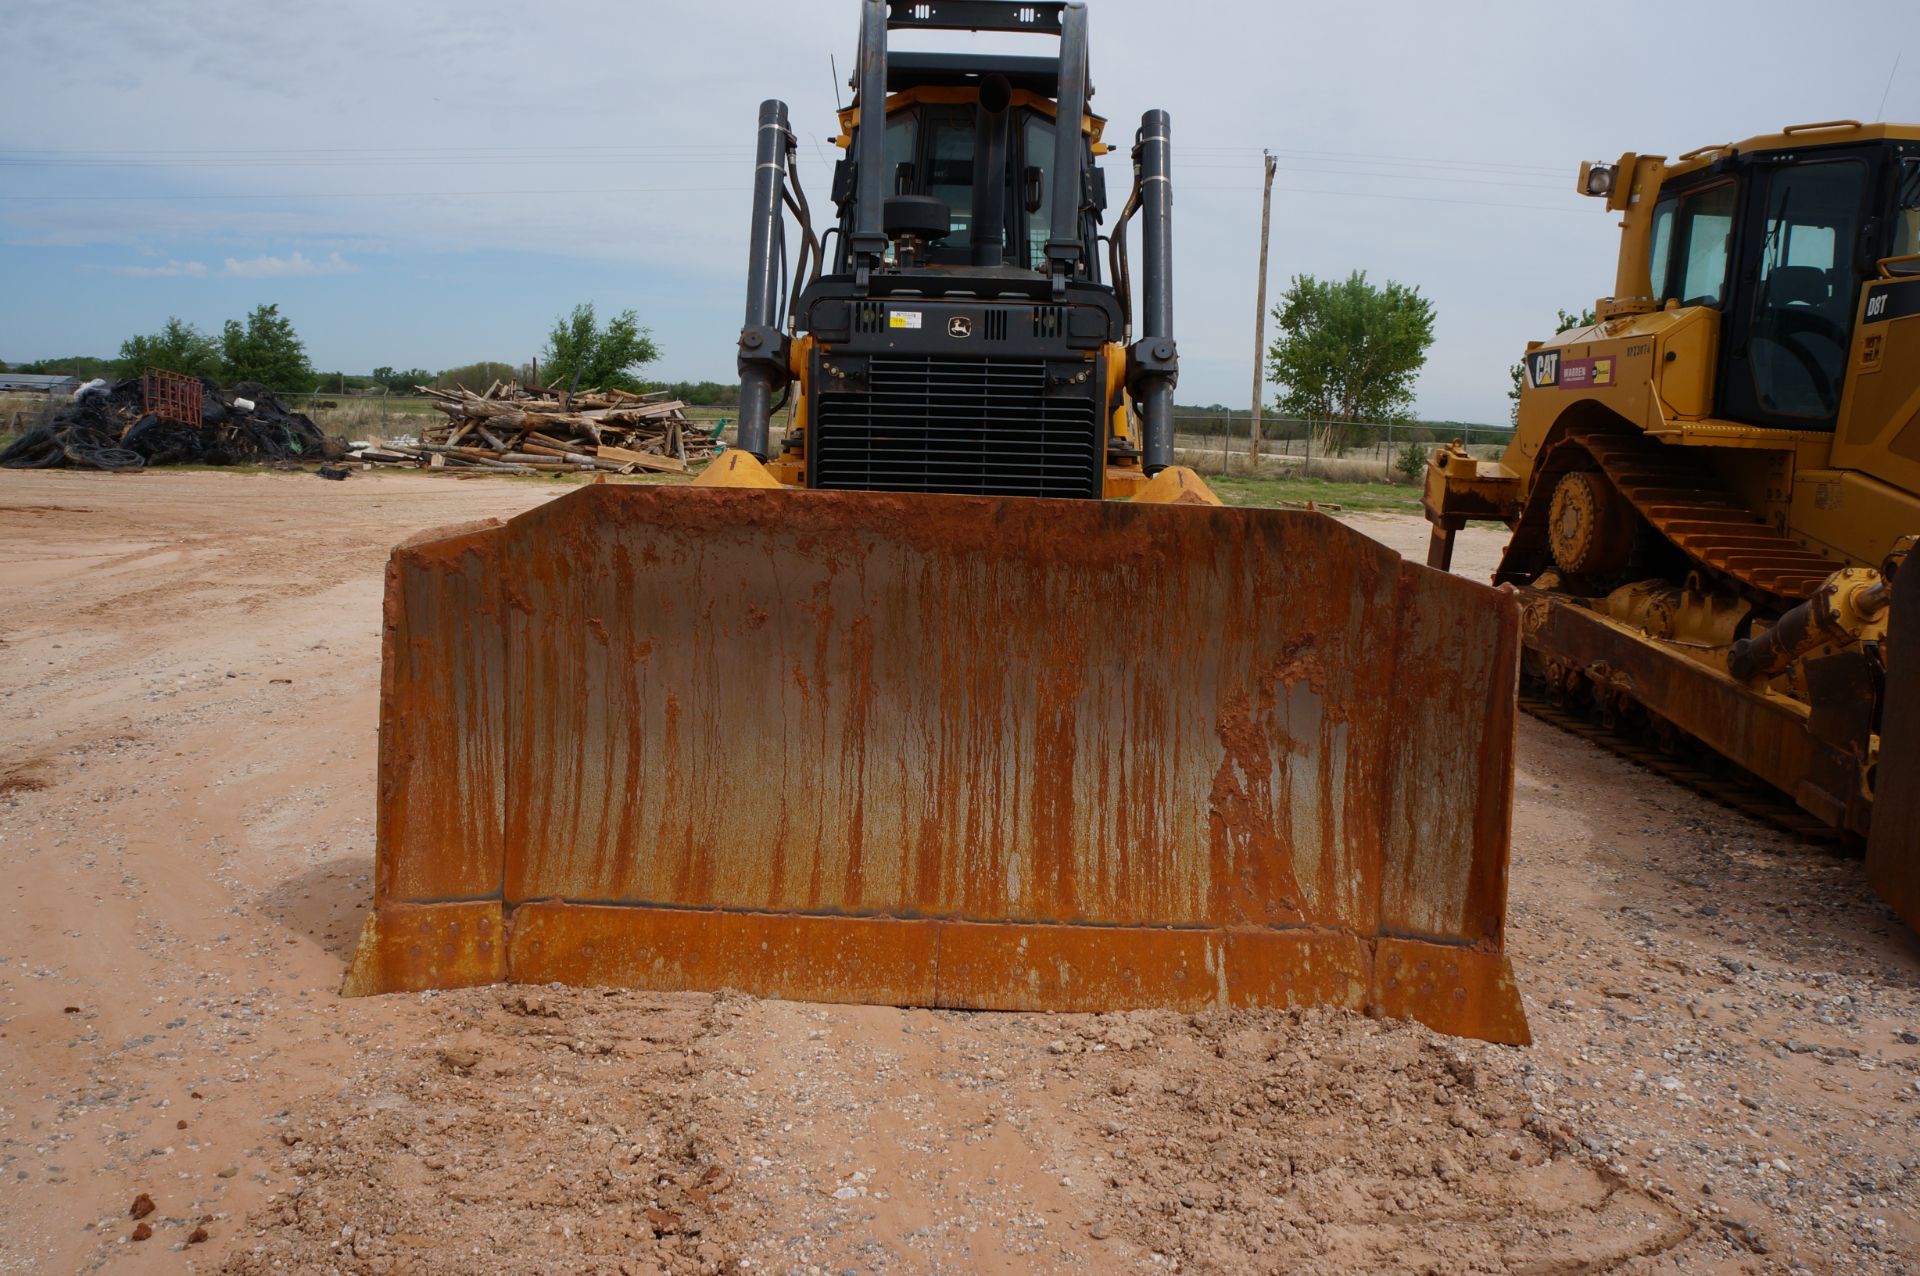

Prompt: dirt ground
[1,469,1916,1276]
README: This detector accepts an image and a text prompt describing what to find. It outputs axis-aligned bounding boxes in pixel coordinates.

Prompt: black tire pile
[0,377,341,472]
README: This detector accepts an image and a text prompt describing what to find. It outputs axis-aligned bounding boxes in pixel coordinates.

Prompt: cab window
[1667,184,1737,306]
[1745,158,1868,420]
[920,105,976,248]
[1021,114,1055,271]
[1894,158,1920,259]
[1646,199,1676,302]
[884,111,918,196]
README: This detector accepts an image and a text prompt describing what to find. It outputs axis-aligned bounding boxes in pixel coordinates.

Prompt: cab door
[1717,148,1878,431]
[1829,150,1920,490]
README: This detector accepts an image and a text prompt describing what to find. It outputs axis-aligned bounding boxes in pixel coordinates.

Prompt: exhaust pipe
[970,74,1013,267]
[849,0,890,283]
[1043,5,1089,284]
[1134,109,1178,476]
[735,97,792,462]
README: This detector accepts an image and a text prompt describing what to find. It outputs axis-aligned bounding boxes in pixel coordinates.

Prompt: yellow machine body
[1424,121,1920,928]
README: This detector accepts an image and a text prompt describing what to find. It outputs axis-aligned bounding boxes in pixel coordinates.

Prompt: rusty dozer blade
[345,484,1529,1044]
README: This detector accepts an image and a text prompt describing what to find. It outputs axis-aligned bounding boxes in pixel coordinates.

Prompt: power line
[1182,165,1562,191]
[1185,185,1584,213]
[0,158,1565,198]
[0,143,762,157]
[0,183,1583,214]
[1152,145,1566,178]
[0,186,753,202]
[0,142,1569,179]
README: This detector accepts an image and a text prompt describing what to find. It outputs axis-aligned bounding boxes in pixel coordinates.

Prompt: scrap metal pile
[0,374,335,472]
[349,382,718,476]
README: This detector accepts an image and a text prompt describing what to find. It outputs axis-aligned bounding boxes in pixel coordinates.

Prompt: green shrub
[1393,441,1428,483]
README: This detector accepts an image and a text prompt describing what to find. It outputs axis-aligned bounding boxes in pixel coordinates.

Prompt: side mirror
[1022,166,1044,214]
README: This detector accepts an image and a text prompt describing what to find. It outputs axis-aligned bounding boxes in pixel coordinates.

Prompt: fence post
[1304,418,1312,480]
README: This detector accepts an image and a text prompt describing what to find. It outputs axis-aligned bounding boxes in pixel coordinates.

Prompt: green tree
[640,380,741,407]
[1266,271,1436,456]
[7,355,114,380]
[433,361,520,391]
[114,318,221,380]
[1508,308,1596,424]
[219,304,311,391]
[540,303,659,393]
[372,365,433,390]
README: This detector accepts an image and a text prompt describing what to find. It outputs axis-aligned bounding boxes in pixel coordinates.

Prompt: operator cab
[841,50,1107,280]
[1645,137,1920,429]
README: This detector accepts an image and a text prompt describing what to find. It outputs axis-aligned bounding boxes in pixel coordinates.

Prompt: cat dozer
[1424,121,1920,931]
[345,1,1529,1044]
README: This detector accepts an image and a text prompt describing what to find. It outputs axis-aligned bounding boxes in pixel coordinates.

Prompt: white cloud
[221,250,359,279]
[114,259,208,278]
[6,0,1917,414]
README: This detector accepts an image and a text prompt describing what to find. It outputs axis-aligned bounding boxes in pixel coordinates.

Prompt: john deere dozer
[1425,121,1920,930]
[346,0,1530,1044]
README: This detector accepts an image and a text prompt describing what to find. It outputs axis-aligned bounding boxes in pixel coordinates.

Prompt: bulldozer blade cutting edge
[345,484,1529,1045]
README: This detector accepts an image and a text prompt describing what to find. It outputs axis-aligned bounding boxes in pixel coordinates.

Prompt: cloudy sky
[2,0,1914,422]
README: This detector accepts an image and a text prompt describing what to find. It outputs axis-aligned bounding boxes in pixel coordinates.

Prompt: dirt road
[1,470,1915,1275]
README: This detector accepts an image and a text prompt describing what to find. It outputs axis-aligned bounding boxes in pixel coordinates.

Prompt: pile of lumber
[347,381,718,477]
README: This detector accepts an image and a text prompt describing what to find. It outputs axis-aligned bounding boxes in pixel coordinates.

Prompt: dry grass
[1171,434,1508,484]
[1170,446,1417,485]
[305,399,440,438]
[0,393,59,448]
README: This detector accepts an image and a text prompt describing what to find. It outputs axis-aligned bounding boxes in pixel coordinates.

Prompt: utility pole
[1249,150,1277,466]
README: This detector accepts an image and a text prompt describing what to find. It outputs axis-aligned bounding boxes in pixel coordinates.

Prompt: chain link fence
[0,393,63,448]
[1169,412,1513,482]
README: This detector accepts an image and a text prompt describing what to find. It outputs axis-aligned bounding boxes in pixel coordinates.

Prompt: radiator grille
[814,356,1101,498]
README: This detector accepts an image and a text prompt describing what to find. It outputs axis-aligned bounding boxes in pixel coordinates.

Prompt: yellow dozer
[345,0,1530,1044]
[1425,121,1920,930]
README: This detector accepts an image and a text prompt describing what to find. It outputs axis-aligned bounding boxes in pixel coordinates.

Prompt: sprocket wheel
[1547,469,1635,579]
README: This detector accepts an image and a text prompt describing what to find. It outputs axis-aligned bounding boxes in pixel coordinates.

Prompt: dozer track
[1518,692,1849,843]
[1496,423,1873,846]
[1499,423,1843,605]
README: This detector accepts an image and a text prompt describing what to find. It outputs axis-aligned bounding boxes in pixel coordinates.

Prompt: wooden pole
[1250,150,1277,467]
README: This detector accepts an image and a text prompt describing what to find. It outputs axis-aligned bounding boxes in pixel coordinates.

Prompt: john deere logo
[947,316,973,339]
